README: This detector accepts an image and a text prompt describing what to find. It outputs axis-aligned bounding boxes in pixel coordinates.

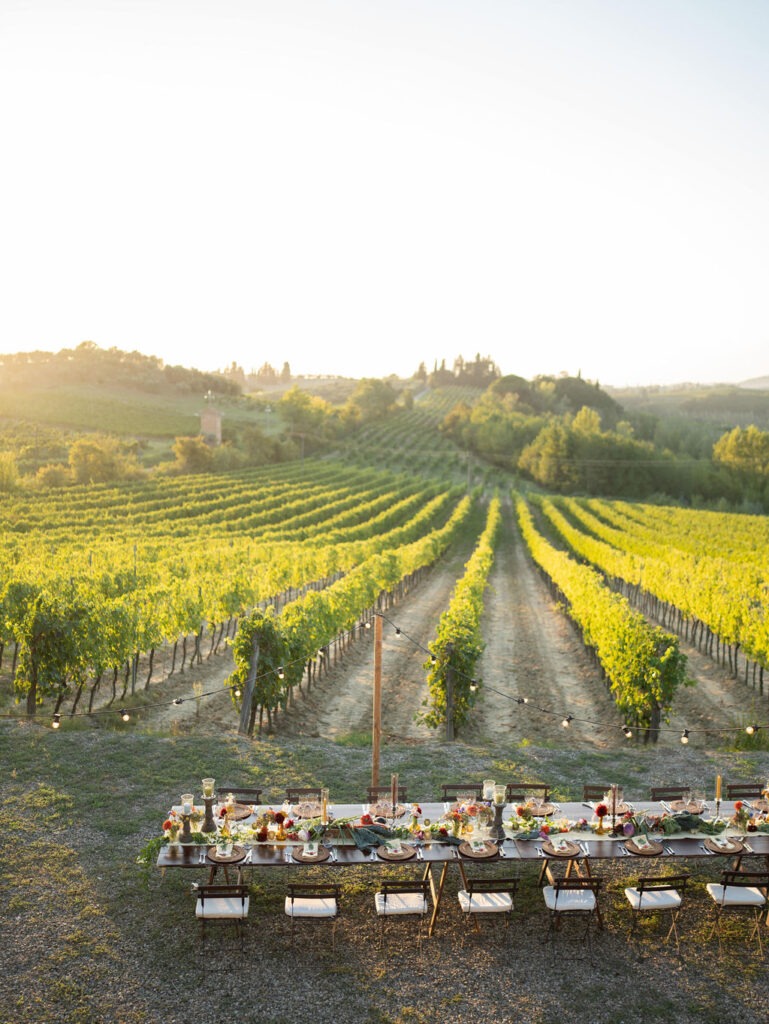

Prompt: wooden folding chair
[542,877,603,959]
[194,884,250,951]
[624,873,688,953]
[706,870,769,954]
[285,786,323,803]
[582,784,611,802]
[650,786,689,802]
[368,785,408,804]
[726,783,765,800]
[216,787,262,805]
[505,782,550,802]
[284,883,341,951]
[441,783,483,802]
[374,879,430,952]
[457,877,518,943]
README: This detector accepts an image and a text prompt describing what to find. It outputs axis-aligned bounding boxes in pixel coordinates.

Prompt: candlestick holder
[489,801,506,841]
[180,812,192,843]
[202,795,217,834]
[715,798,721,821]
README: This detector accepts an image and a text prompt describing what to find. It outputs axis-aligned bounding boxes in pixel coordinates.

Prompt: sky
[1,0,768,388]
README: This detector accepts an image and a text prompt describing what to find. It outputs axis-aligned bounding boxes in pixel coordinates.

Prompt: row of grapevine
[543,496,769,686]
[515,494,687,741]
[419,495,501,736]
[228,494,475,734]
[0,463,466,717]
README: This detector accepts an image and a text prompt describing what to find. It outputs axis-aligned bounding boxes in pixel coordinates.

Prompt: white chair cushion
[375,892,428,916]
[624,887,682,912]
[458,890,513,914]
[706,883,767,908]
[543,886,596,912]
[196,896,249,920]
[284,896,338,918]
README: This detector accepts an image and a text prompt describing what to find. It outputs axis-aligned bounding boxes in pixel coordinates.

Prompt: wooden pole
[237,634,259,736]
[372,615,382,786]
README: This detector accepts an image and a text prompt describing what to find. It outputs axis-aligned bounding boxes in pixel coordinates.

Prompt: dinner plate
[221,802,253,821]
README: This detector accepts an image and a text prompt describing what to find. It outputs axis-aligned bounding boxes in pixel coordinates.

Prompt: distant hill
[607,382,769,430]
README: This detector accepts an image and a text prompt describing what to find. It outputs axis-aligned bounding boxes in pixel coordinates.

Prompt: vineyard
[1,410,768,750]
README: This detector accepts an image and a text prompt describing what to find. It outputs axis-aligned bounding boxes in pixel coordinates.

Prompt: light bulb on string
[622,725,633,739]
[119,708,130,722]
[680,729,690,745]
[277,666,285,680]
[52,713,61,729]
[746,724,759,736]
[173,698,183,706]
[561,715,573,728]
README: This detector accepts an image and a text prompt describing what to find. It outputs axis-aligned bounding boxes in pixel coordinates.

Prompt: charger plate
[542,839,581,858]
[668,800,705,814]
[292,845,331,863]
[376,845,416,861]
[207,844,247,864]
[222,803,254,821]
[704,836,745,855]
[624,838,663,856]
[459,840,499,859]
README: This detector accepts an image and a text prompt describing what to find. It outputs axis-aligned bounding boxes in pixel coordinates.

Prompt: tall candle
[391,773,399,812]
[715,775,722,801]
[320,787,329,825]
[611,784,617,820]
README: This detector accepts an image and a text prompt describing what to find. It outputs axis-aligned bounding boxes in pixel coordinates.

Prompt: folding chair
[650,786,689,802]
[285,786,323,803]
[194,884,250,950]
[441,783,483,802]
[706,870,769,954]
[457,877,519,943]
[725,783,765,800]
[374,879,430,951]
[582,784,611,802]
[368,785,409,804]
[542,877,603,958]
[624,874,688,953]
[284,883,341,951]
[216,787,262,805]
[505,782,550,802]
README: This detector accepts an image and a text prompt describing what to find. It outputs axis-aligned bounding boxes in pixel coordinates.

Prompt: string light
[746,724,760,736]
[119,708,130,722]
[561,714,573,728]
[173,697,184,706]
[469,680,478,692]
[52,713,61,729]
[277,667,285,680]
[680,729,690,745]
[515,697,529,705]
[233,687,241,699]
[394,627,401,635]
[622,725,633,739]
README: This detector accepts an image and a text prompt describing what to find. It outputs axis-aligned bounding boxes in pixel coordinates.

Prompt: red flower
[284,818,294,828]
[595,804,609,818]
[162,819,173,831]
[735,801,743,810]
[274,811,285,825]
[218,806,227,817]
[516,805,526,816]
[360,813,373,825]
[438,826,448,836]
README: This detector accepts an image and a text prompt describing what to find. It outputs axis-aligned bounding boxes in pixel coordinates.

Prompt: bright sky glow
[1,1,768,386]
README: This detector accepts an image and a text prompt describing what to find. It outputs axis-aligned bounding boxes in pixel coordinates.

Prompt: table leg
[427,862,450,937]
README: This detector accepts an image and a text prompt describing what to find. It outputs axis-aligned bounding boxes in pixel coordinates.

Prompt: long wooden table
[156,799,769,936]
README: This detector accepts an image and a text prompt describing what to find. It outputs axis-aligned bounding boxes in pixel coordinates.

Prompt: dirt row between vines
[145,501,761,759]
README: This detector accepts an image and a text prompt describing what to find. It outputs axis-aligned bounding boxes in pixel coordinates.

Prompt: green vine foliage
[420,495,501,733]
[515,493,687,740]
